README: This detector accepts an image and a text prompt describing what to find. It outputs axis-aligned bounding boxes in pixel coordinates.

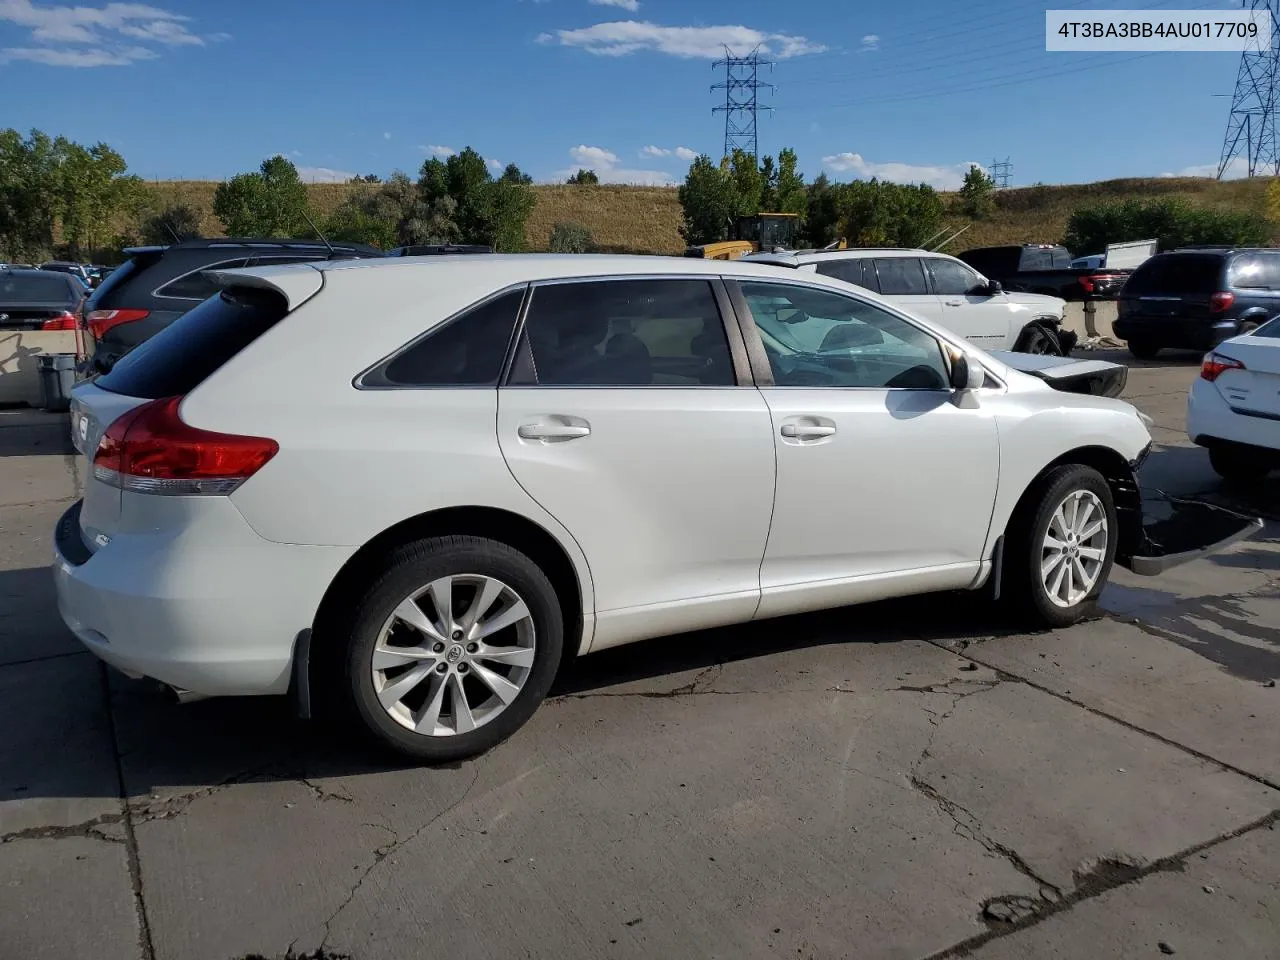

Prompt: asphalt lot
[1,350,1276,960]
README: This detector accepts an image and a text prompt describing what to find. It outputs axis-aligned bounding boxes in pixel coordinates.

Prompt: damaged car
[52,255,1260,762]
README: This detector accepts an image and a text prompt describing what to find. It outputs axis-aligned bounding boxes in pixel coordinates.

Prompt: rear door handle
[518,420,591,441]
[780,422,836,439]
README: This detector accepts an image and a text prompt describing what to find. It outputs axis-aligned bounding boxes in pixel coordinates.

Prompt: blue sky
[0,0,1257,188]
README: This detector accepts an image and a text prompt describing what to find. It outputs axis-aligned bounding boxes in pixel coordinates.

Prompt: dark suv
[1115,248,1280,359]
[83,238,383,372]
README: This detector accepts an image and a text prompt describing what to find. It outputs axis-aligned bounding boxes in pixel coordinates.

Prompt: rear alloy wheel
[345,536,563,762]
[1004,464,1117,628]
[1209,445,1274,484]
[1127,339,1160,361]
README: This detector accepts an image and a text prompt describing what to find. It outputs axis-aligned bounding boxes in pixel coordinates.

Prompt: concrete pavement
[1,355,1276,960]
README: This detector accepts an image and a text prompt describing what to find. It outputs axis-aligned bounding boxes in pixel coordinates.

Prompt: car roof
[745,248,939,266]
[122,238,382,256]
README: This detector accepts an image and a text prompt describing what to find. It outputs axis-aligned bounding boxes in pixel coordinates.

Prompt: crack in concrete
[300,779,354,804]
[0,812,125,845]
[130,766,277,823]
[922,807,1280,959]
[312,766,481,952]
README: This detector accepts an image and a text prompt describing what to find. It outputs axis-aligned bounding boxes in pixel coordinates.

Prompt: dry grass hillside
[135,175,1273,254]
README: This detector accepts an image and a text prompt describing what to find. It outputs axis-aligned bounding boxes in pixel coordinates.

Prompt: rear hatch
[1205,323,1280,420]
[1118,254,1222,321]
[81,248,168,371]
[68,277,306,555]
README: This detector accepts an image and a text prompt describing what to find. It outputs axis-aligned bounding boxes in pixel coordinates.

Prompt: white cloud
[0,0,224,67]
[674,146,697,161]
[822,152,986,190]
[419,144,457,158]
[860,34,879,52]
[640,144,697,161]
[641,144,669,157]
[383,131,391,141]
[542,20,825,59]
[1159,158,1248,179]
[486,157,503,171]
[555,144,673,185]
[570,144,619,167]
[590,0,640,10]
[297,166,357,183]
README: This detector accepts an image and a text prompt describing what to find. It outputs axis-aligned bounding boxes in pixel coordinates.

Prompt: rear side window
[873,258,928,295]
[155,258,250,300]
[1124,254,1224,295]
[815,259,876,291]
[1228,254,1280,290]
[94,286,288,399]
[361,288,524,387]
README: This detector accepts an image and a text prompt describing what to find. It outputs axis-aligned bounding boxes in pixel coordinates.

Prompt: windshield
[0,272,78,303]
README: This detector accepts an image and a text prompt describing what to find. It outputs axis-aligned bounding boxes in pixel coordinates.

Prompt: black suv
[83,238,383,372]
[1115,248,1280,359]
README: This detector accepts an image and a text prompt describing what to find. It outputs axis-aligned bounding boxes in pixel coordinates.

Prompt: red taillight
[92,396,278,496]
[1209,292,1235,313]
[1079,276,1095,294]
[86,308,149,339]
[41,311,78,330]
[1200,352,1245,382]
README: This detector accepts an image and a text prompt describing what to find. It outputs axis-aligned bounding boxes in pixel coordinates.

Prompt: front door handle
[945,299,964,307]
[518,419,591,442]
[780,421,836,440]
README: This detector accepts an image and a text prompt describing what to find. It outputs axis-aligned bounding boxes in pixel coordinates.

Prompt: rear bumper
[1187,378,1280,453]
[1113,315,1238,350]
[52,498,352,697]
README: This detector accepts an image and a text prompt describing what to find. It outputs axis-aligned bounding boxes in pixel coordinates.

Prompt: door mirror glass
[949,353,986,391]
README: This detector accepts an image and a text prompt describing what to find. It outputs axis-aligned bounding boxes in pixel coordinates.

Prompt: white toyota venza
[51,255,1241,761]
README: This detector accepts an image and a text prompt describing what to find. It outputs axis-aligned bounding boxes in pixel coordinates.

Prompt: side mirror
[949,353,985,391]
[986,280,1003,296]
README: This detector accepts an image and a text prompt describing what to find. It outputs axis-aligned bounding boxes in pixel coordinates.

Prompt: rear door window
[872,258,929,295]
[1228,254,1280,290]
[815,259,875,291]
[93,286,289,399]
[1125,255,1224,295]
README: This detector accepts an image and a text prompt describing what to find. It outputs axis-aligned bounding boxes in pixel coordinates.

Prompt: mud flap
[1118,494,1265,576]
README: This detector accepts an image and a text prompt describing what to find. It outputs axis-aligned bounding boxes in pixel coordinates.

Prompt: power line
[1216,0,1279,177]
[711,46,774,159]
[990,158,1013,189]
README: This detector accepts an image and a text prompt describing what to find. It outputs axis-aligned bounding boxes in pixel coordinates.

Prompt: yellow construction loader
[684,212,808,260]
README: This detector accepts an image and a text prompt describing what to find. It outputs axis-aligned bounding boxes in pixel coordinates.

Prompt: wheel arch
[1000,444,1145,562]
[306,506,591,707]
[1013,317,1068,354]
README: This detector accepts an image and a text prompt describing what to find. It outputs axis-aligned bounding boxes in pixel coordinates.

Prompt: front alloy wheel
[1040,490,1108,608]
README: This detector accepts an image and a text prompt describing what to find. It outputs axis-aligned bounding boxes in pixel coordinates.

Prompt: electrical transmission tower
[990,157,1013,189]
[711,46,774,159]
[1217,0,1280,178]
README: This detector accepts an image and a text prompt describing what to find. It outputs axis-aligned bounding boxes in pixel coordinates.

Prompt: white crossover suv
[1187,317,1280,481]
[53,255,1251,761]
[744,248,1071,355]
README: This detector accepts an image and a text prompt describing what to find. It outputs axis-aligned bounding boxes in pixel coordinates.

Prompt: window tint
[95,286,289,399]
[155,259,250,300]
[1124,254,1224,295]
[739,281,949,390]
[366,288,524,387]
[927,258,984,295]
[873,258,929,295]
[513,279,734,387]
[815,259,876,291]
[0,272,79,303]
[1253,316,1280,338]
[1228,254,1280,290]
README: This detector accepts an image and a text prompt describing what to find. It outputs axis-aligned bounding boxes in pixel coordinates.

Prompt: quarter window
[872,258,929,295]
[510,279,735,387]
[738,281,950,390]
[927,258,984,296]
[364,288,524,387]
[154,258,250,300]
[815,259,876,292]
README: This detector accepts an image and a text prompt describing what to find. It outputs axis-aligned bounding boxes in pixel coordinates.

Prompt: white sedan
[1188,318,1280,481]
[52,255,1253,761]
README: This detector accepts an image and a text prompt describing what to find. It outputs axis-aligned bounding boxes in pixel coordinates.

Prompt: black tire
[1017,324,1062,356]
[342,535,564,762]
[1002,464,1118,629]
[1209,445,1273,484]
[1127,339,1160,360]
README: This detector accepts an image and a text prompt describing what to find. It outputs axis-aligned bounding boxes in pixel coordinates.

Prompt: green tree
[959,164,996,219]
[775,148,807,215]
[499,163,533,185]
[1268,179,1280,225]
[840,179,943,248]
[0,128,63,261]
[728,149,764,216]
[566,169,599,185]
[548,221,593,253]
[58,142,145,256]
[677,154,739,245]
[759,155,778,211]
[212,155,311,236]
[140,203,202,245]
[1063,198,1269,254]
[803,173,843,247]
[417,147,534,251]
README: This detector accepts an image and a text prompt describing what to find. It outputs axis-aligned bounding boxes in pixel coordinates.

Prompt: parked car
[0,267,85,331]
[53,255,1260,761]
[38,261,92,289]
[743,248,1073,354]
[1071,254,1105,270]
[1114,248,1280,360]
[81,238,383,372]
[1187,316,1280,481]
[957,244,1129,301]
